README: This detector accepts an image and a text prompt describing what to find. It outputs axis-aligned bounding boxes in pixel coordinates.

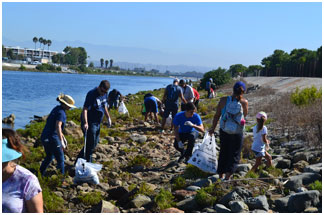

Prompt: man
[108,89,123,110]
[179,79,194,111]
[76,80,111,162]
[205,78,213,98]
[192,87,200,110]
[161,79,187,132]
[143,93,160,124]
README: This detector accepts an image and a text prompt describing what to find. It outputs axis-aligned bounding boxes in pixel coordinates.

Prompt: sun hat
[57,93,76,108]
[256,111,267,120]
[233,81,246,91]
[2,138,22,162]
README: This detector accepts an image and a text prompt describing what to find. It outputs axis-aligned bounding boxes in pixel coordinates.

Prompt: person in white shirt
[179,79,194,111]
[251,111,272,172]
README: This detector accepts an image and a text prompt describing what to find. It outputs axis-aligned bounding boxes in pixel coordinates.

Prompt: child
[251,111,272,172]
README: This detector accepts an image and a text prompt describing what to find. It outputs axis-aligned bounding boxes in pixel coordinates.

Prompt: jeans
[173,131,198,160]
[108,100,118,109]
[76,123,101,162]
[40,136,65,175]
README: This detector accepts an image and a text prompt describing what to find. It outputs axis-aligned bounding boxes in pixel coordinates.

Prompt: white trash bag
[165,114,172,128]
[188,132,218,174]
[73,158,102,185]
[118,101,129,115]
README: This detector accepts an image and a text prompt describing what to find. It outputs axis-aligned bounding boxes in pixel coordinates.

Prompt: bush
[308,180,322,192]
[17,121,46,138]
[19,64,26,70]
[200,67,231,90]
[195,183,226,207]
[291,86,321,106]
[183,164,210,179]
[172,176,187,190]
[78,191,103,206]
[42,187,66,212]
[154,188,175,210]
[128,155,152,168]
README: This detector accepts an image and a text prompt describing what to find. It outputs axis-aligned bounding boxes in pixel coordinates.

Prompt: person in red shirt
[192,87,200,110]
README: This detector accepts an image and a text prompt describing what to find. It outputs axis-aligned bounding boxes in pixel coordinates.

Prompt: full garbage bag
[165,114,172,128]
[73,158,102,185]
[118,101,129,115]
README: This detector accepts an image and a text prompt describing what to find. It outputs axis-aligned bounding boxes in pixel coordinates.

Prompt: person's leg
[161,105,171,130]
[51,137,65,174]
[173,136,185,155]
[85,123,100,162]
[40,140,54,175]
[225,132,244,179]
[144,112,149,121]
[113,100,118,109]
[217,129,231,178]
[183,132,196,161]
[251,157,262,172]
[195,100,199,110]
[265,151,272,168]
[154,113,159,124]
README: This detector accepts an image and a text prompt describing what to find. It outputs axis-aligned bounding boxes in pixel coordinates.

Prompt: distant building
[150,69,159,74]
[4,46,62,63]
[134,67,145,73]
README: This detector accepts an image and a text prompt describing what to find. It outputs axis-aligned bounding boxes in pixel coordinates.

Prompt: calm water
[2,70,173,129]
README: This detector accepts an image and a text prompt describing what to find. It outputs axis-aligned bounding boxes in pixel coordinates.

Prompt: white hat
[57,94,76,108]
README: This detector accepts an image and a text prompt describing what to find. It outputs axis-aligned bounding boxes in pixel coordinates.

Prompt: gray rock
[292,160,309,171]
[304,163,322,174]
[97,183,110,191]
[219,191,243,207]
[284,173,321,191]
[208,175,220,183]
[176,197,200,212]
[297,187,308,193]
[274,196,289,212]
[107,186,129,200]
[235,163,252,172]
[130,194,151,208]
[229,200,249,213]
[304,207,319,213]
[251,209,268,213]
[293,151,311,163]
[100,200,120,213]
[202,207,217,213]
[2,113,15,124]
[245,195,269,211]
[130,134,147,143]
[275,159,291,169]
[214,204,231,213]
[192,178,212,188]
[234,187,253,200]
[288,190,320,212]
[186,186,201,191]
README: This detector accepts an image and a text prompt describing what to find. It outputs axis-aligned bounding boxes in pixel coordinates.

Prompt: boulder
[219,190,244,207]
[229,200,249,213]
[64,121,83,139]
[192,178,212,188]
[292,160,309,171]
[304,163,322,174]
[160,208,184,213]
[100,200,120,213]
[275,159,291,169]
[287,190,320,212]
[173,190,197,200]
[284,173,321,191]
[214,204,231,213]
[185,186,201,191]
[235,163,252,172]
[176,197,200,212]
[245,195,269,211]
[107,186,129,200]
[293,151,311,163]
[130,134,147,144]
[130,194,151,208]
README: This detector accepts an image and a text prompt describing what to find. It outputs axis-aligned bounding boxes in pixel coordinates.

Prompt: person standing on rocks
[76,80,111,162]
[173,102,204,163]
[2,128,44,213]
[40,94,76,175]
[205,78,213,98]
[192,87,200,110]
[209,81,248,180]
[108,89,123,110]
[161,78,187,133]
[251,111,272,172]
[179,79,195,111]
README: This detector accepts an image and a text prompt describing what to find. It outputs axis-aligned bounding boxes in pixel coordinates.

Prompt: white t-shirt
[251,125,268,153]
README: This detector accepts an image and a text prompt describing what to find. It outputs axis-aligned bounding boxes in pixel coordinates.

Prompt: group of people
[205,78,217,98]
[2,78,273,212]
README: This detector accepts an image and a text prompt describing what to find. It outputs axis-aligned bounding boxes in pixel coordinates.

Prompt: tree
[38,37,44,49]
[228,64,247,77]
[47,40,52,51]
[7,49,14,59]
[61,46,88,65]
[105,60,109,68]
[33,37,38,50]
[89,62,94,68]
[110,59,113,68]
[100,58,104,68]
[200,67,231,89]
[2,45,6,57]
[247,65,263,76]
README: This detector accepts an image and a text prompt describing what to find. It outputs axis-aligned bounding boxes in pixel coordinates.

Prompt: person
[179,79,195,111]
[192,87,200,110]
[209,81,248,180]
[161,78,187,132]
[40,94,76,175]
[211,83,216,97]
[251,111,272,172]
[205,78,213,98]
[188,79,193,87]
[173,102,204,163]
[2,128,43,213]
[143,93,160,124]
[108,89,123,110]
[76,80,112,162]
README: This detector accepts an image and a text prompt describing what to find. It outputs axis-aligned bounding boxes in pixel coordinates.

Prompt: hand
[184,121,194,127]
[83,123,89,131]
[178,141,184,149]
[107,117,112,128]
[208,128,214,136]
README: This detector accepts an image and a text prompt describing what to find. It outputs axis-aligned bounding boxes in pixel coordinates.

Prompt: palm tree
[47,40,52,51]
[105,60,109,68]
[39,37,44,49]
[100,58,104,68]
[110,59,113,68]
[32,37,38,60]
[42,39,47,60]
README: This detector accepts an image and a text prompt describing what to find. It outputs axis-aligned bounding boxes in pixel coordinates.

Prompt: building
[134,67,145,73]
[4,46,62,63]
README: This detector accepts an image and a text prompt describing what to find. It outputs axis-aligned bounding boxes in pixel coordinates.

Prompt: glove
[107,117,112,128]
[184,121,194,127]
[178,141,184,149]
[240,119,246,126]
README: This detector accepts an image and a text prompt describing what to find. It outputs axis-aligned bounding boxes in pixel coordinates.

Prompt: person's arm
[192,123,204,133]
[241,98,248,118]
[104,105,110,121]
[56,120,64,144]
[82,107,89,131]
[208,97,227,135]
[189,87,195,101]
[174,125,181,142]
[179,92,187,104]
[26,192,43,213]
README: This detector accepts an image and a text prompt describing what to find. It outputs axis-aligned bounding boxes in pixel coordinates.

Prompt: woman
[2,128,43,213]
[40,93,76,175]
[209,81,248,180]
[173,102,204,163]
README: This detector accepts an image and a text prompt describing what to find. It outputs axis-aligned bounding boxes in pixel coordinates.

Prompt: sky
[2,1,322,70]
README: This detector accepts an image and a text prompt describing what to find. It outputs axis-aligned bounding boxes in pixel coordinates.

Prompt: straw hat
[2,138,22,162]
[57,93,76,108]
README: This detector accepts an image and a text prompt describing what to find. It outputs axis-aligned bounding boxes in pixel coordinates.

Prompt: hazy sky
[2,2,322,69]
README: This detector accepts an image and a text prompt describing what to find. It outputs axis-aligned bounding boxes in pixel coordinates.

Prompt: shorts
[144,99,158,113]
[252,150,265,157]
[163,102,178,118]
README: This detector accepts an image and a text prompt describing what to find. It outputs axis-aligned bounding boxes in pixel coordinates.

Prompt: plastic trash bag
[118,101,129,115]
[165,114,172,128]
[73,158,102,185]
[188,132,218,174]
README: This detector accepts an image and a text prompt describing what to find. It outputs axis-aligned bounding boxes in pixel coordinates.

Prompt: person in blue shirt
[173,102,204,163]
[161,79,187,133]
[143,93,161,124]
[40,94,76,175]
[76,80,112,163]
[108,89,123,110]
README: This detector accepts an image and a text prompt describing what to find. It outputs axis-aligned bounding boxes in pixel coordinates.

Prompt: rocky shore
[14,77,322,213]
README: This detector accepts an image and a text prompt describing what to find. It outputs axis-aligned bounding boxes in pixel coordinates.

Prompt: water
[2,70,173,129]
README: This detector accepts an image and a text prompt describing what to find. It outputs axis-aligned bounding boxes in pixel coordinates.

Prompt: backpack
[167,84,178,102]
[220,96,244,134]
[205,81,210,90]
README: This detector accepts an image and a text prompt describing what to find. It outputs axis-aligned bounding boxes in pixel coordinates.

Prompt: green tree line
[52,46,87,65]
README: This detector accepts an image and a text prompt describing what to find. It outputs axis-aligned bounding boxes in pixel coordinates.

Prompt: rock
[176,197,200,212]
[292,160,309,171]
[130,134,147,144]
[234,187,253,200]
[296,187,308,193]
[245,195,269,211]
[251,209,268,213]
[107,186,129,200]
[2,113,15,124]
[64,121,83,139]
[235,163,252,172]
[202,207,217,213]
[192,178,212,188]
[287,190,320,212]
[173,190,197,200]
[208,175,220,183]
[160,207,184,213]
[214,204,231,213]
[275,159,291,169]
[97,183,110,191]
[229,200,249,213]
[293,151,311,163]
[304,207,319,213]
[185,186,201,191]
[105,136,115,143]
[304,163,322,174]
[284,173,321,191]
[130,194,151,208]
[100,200,120,213]
[219,190,244,207]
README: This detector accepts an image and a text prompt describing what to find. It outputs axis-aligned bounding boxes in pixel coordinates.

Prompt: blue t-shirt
[173,111,202,133]
[165,84,182,105]
[83,87,108,124]
[144,96,158,112]
[41,105,66,140]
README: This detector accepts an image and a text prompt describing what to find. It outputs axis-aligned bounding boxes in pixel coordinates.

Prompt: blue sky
[2,2,322,70]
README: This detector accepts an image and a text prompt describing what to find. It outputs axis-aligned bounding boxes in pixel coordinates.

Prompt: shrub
[245,171,259,179]
[200,67,231,90]
[135,182,154,197]
[66,108,82,124]
[308,180,322,192]
[19,64,26,70]
[154,188,175,210]
[128,155,152,168]
[266,166,283,177]
[17,121,46,138]
[195,183,225,207]
[183,164,210,179]
[172,176,187,190]
[42,187,66,212]
[291,86,321,106]
[78,191,103,206]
